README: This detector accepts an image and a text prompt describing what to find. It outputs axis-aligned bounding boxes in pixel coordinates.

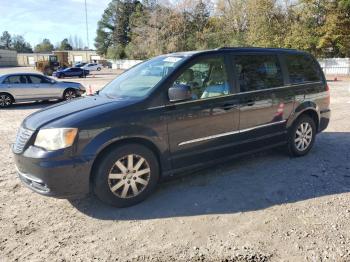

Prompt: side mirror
[168,84,192,102]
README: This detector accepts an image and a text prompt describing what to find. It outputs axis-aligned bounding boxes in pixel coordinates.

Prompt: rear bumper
[319,109,331,132]
[13,146,93,198]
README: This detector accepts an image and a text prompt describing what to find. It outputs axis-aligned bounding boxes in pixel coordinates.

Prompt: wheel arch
[0,92,15,102]
[63,87,77,96]
[288,102,320,132]
[89,137,162,185]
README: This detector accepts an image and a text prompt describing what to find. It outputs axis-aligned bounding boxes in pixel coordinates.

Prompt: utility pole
[84,0,89,61]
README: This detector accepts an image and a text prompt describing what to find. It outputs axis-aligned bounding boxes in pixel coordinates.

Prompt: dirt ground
[0,67,350,261]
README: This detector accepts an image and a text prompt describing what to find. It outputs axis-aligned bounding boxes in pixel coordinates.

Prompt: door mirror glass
[168,84,192,102]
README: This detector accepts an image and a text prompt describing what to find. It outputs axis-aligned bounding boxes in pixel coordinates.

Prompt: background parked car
[0,73,85,107]
[74,62,87,68]
[53,67,89,78]
[81,63,102,71]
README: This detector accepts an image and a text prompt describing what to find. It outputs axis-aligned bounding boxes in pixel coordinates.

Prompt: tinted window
[172,56,230,100]
[235,55,283,92]
[4,75,27,84]
[286,54,322,84]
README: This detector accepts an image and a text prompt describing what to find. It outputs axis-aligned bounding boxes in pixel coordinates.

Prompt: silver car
[0,73,86,108]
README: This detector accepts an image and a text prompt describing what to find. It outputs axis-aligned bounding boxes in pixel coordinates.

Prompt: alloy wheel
[64,90,77,100]
[294,122,313,151]
[0,94,12,107]
[108,154,151,199]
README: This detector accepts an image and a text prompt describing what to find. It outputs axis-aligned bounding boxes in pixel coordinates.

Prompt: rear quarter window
[286,54,322,84]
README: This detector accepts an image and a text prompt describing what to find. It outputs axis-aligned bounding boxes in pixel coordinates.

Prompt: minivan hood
[23,95,136,130]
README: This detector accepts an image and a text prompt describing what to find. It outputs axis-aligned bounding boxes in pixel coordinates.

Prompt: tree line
[95,0,350,59]
[0,31,87,53]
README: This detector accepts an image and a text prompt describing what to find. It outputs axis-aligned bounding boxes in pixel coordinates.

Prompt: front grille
[13,127,34,154]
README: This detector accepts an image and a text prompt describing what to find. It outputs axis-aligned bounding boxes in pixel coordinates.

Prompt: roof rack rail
[216,46,298,51]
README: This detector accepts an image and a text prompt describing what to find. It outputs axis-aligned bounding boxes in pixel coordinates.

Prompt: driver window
[173,57,230,100]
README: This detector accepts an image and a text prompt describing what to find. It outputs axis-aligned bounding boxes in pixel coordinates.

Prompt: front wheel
[63,89,77,101]
[93,144,159,207]
[97,67,101,71]
[288,115,316,157]
[0,93,13,108]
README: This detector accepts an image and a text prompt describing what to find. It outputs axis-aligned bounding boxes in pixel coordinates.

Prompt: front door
[26,75,56,99]
[166,55,240,169]
[232,53,294,149]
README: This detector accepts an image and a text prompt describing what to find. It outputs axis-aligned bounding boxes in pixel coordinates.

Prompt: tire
[97,67,101,71]
[288,115,316,157]
[0,93,13,108]
[93,144,160,207]
[63,89,77,101]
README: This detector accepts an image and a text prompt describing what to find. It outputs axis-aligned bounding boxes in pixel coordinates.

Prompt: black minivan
[13,48,330,207]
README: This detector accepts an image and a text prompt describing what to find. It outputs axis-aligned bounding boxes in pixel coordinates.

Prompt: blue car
[53,67,89,78]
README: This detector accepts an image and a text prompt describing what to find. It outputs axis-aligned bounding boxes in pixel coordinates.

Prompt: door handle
[245,99,255,106]
[243,99,255,106]
[220,103,237,110]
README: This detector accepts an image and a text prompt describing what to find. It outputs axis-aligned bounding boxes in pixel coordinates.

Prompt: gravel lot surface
[0,67,350,261]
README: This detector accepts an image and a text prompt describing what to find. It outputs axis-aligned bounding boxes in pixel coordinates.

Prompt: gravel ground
[0,68,350,261]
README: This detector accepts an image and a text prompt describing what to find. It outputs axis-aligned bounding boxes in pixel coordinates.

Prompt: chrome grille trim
[13,127,34,154]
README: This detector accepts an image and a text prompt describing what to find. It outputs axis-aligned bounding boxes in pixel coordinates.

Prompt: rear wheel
[97,67,101,71]
[288,115,316,157]
[0,93,13,108]
[63,89,77,101]
[93,144,159,207]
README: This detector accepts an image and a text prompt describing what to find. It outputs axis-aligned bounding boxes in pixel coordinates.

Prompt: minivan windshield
[99,55,186,98]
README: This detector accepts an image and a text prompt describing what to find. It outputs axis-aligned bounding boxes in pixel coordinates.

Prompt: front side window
[28,75,50,84]
[235,55,283,92]
[100,55,186,98]
[172,56,230,100]
[286,54,322,84]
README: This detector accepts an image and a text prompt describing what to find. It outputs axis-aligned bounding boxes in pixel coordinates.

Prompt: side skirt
[161,141,287,180]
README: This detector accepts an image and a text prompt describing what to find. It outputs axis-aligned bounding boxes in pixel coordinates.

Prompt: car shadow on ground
[70,131,350,220]
[4,100,59,110]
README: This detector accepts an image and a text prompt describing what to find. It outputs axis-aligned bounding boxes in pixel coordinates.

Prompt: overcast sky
[0,0,111,49]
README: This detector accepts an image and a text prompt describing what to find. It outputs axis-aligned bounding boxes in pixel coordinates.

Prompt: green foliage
[95,0,140,57]
[0,31,33,53]
[95,0,350,59]
[0,31,12,49]
[34,39,54,53]
[12,35,33,53]
[58,38,73,51]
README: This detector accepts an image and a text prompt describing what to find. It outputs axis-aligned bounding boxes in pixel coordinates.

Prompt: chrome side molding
[178,120,286,146]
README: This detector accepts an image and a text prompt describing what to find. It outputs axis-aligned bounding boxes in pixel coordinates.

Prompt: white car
[81,63,102,71]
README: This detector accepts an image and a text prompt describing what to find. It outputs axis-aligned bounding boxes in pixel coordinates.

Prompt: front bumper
[13,146,93,198]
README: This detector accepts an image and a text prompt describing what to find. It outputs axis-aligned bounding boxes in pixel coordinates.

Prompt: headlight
[34,128,78,151]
